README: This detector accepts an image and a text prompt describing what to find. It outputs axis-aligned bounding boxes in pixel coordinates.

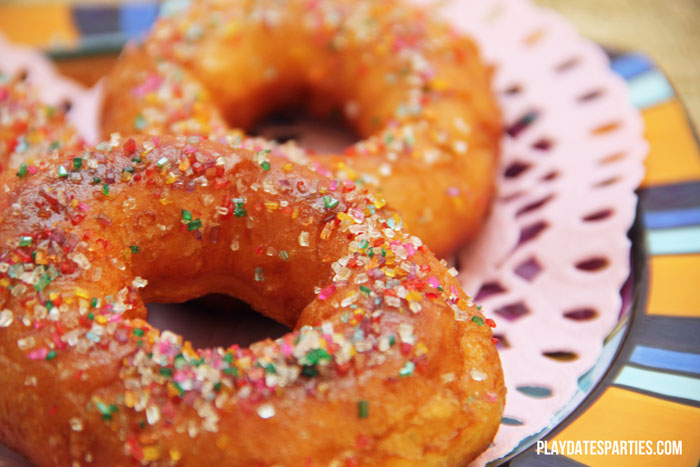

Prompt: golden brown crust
[0,134,504,466]
[99,0,501,257]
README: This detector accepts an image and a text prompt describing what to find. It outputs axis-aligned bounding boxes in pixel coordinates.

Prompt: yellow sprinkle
[178,159,191,172]
[282,163,293,172]
[170,449,182,462]
[264,201,279,211]
[142,446,160,462]
[124,391,136,408]
[166,383,180,398]
[373,198,387,209]
[0,279,8,288]
[291,207,299,219]
[405,291,422,302]
[457,299,468,310]
[71,199,79,208]
[416,342,428,356]
[165,173,176,184]
[95,315,107,325]
[74,287,90,299]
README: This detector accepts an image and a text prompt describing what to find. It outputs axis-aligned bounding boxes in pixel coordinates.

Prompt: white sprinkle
[441,373,456,383]
[132,276,148,289]
[454,141,468,154]
[17,336,35,351]
[448,267,459,277]
[298,231,310,247]
[146,405,161,425]
[257,403,275,419]
[0,309,13,328]
[69,417,83,432]
[230,238,240,251]
[470,369,487,381]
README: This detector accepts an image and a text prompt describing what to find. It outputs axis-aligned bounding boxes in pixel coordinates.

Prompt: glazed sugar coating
[0,75,84,172]
[100,0,501,257]
[0,134,504,466]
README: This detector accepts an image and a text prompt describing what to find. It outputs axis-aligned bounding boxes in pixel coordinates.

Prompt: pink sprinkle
[319,285,336,300]
[389,240,401,248]
[174,371,187,383]
[404,243,416,257]
[450,285,459,296]
[484,391,499,402]
[427,276,440,288]
[132,75,163,97]
[28,166,38,175]
[109,314,121,322]
[281,342,293,357]
[349,208,364,222]
[77,201,90,212]
[329,180,338,191]
[447,186,460,196]
[28,348,48,360]
[184,144,197,155]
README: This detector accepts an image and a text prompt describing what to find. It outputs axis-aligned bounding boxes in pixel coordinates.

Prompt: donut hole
[146,294,289,349]
[250,106,359,154]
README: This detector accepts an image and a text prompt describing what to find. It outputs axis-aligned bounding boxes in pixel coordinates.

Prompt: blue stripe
[646,226,700,255]
[119,3,159,40]
[630,346,700,375]
[644,207,700,229]
[611,53,654,80]
[615,366,700,402]
[628,70,674,109]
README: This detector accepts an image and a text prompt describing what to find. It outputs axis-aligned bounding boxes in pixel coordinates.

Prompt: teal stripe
[628,70,674,109]
[646,225,700,255]
[615,366,700,402]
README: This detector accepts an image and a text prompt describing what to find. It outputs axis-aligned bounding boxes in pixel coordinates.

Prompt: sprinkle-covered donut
[0,75,83,173]
[0,132,504,465]
[100,0,501,257]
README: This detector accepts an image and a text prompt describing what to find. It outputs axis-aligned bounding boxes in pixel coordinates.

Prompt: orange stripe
[553,387,700,466]
[642,99,700,187]
[0,4,78,48]
[648,255,700,317]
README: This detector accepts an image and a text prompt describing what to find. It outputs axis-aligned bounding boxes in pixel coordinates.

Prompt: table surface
[536,0,700,131]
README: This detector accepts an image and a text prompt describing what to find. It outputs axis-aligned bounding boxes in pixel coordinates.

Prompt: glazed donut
[100,0,501,258]
[0,133,504,466]
[0,74,83,172]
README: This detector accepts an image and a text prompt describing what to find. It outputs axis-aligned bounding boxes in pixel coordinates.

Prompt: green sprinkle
[234,204,247,218]
[73,157,83,169]
[367,248,375,258]
[173,381,185,396]
[34,274,51,292]
[19,236,32,247]
[137,340,143,347]
[389,335,396,346]
[359,285,371,295]
[278,250,289,261]
[16,163,27,178]
[45,300,54,311]
[87,312,94,321]
[187,219,202,231]
[92,177,101,184]
[223,353,234,363]
[359,240,369,249]
[223,367,239,376]
[96,401,112,420]
[381,248,387,257]
[132,156,142,163]
[133,114,147,131]
[305,348,331,366]
[133,328,145,337]
[90,297,98,308]
[123,166,134,173]
[58,165,68,178]
[174,354,187,369]
[399,361,415,377]
[129,245,140,254]
[213,382,222,392]
[109,404,119,414]
[138,420,146,429]
[46,350,57,361]
[323,195,339,209]
[156,156,169,168]
[264,363,277,374]
[471,316,484,326]
[180,210,192,223]
[159,367,173,378]
[358,400,369,419]
[254,267,264,282]
[102,184,109,196]
[260,161,271,171]
[301,366,318,377]
[49,141,60,151]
